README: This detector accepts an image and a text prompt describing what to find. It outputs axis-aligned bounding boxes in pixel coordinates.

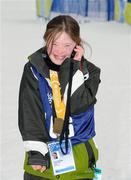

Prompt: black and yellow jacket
[18,48,101,179]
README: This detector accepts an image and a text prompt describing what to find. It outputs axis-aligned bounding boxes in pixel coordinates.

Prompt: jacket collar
[28,48,50,78]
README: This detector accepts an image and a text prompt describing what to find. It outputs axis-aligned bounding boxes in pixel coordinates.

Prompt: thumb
[40,166,46,173]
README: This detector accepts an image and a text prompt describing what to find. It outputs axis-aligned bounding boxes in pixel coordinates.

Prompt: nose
[55,46,66,55]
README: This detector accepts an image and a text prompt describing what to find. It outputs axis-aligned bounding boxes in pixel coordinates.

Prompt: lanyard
[59,60,73,154]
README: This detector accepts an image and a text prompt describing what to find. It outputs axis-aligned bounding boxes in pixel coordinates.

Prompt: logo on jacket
[47,92,53,104]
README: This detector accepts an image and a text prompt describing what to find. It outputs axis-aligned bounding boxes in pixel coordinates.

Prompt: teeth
[55,56,64,60]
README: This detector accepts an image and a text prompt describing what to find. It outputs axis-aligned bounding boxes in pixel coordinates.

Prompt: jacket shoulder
[83,58,101,73]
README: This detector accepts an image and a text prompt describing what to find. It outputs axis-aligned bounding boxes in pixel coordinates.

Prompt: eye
[65,44,71,47]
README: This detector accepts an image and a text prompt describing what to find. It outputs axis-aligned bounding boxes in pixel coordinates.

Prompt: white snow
[1,1,131,180]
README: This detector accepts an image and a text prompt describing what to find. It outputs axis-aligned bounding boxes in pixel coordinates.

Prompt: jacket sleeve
[18,62,50,167]
[28,151,50,168]
[70,59,101,114]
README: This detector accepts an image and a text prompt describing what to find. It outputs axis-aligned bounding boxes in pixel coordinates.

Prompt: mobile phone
[71,49,76,59]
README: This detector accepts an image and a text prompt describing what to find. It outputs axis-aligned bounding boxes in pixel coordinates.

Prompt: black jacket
[18,48,101,168]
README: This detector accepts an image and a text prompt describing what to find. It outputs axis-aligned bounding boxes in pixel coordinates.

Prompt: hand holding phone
[71,45,84,61]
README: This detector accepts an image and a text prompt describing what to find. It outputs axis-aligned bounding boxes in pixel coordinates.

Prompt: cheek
[47,45,52,55]
[65,45,75,54]
[67,47,75,56]
[47,45,57,55]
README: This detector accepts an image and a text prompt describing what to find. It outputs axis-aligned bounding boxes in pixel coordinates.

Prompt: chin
[54,60,65,65]
[57,62,63,66]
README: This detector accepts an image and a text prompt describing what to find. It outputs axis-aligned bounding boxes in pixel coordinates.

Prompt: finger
[31,165,37,170]
[75,45,84,51]
[40,166,47,173]
[76,47,85,55]
[31,165,42,170]
[74,51,83,61]
[36,165,43,170]
[74,46,84,55]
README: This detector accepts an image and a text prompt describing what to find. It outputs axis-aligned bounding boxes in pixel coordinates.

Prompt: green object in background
[44,0,53,18]
[114,0,120,21]
[36,0,53,18]
[124,2,131,25]
[114,0,126,22]
[36,0,41,17]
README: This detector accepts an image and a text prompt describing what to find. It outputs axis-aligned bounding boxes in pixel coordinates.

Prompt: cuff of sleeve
[28,151,50,169]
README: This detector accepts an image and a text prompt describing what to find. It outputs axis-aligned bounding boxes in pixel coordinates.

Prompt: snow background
[1,1,131,180]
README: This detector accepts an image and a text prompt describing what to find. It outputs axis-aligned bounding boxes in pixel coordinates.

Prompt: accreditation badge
[48,139,76,175]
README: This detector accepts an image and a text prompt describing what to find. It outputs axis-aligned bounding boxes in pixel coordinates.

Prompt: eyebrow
[53,41,73,45]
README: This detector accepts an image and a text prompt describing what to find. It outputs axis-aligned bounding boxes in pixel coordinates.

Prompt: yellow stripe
[50,70,65,119]
[44,0,53,17]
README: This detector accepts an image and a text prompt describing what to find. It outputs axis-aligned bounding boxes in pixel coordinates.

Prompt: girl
[18,15,101,180]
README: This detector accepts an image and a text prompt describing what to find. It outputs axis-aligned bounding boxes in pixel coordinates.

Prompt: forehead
[54,31,75,44]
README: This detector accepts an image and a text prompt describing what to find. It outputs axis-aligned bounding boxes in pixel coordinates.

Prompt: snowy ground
[1,1,131,180]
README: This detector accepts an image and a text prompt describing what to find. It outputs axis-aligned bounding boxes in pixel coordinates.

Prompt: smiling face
[43,15,82,64]
[47,31,76,65]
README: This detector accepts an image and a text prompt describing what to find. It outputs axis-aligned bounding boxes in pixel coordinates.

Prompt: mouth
[54,55,66,61]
